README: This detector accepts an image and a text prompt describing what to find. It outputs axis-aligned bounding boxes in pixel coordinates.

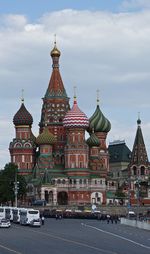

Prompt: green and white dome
[86,132,100,147]
[88,105,111,133]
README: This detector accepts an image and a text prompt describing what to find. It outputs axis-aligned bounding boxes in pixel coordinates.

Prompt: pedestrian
[41,216,45,225]
[107,214,110,224]
[111,215,114,224]
[114,215,118,224]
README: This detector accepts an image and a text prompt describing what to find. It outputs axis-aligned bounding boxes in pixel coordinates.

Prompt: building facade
[9,42,111,206]
[128,118,150,205]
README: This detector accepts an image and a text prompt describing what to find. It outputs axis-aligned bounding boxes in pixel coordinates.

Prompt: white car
[30,219,41,227]
[0,219,11,228]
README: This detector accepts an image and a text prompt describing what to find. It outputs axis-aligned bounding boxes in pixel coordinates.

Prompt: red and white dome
[63,98,89,128]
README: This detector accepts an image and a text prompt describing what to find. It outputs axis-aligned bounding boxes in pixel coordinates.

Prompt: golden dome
[50,43,61,57]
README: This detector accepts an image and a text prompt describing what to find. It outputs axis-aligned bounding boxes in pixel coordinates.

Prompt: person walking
[41,216,45,225]
[107,214,110,224]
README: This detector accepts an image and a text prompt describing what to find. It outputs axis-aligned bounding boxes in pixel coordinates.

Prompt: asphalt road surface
[0,219,150,254]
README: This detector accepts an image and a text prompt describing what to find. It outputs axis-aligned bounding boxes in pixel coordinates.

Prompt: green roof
[106,191,116,198]
[108,141,131,163]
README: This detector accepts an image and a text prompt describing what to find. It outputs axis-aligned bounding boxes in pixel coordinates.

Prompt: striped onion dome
[63,97,89,128]
[88,105,111,133]
[13,102,33,126]
[86,132,100,147]
[36,128,56,145]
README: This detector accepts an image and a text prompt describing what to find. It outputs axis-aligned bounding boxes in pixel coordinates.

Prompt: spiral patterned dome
[88,105,111,133]
[36,128,56,145]
[13,103,33,126]
[63,98,89,128]
[86,132,100,147]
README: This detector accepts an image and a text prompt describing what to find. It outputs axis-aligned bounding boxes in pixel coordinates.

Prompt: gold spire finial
[74,86,77,97]
[21,89,24,103]
[73,86,77,103]
[96,89,99,105]
[54,34,56,47]
[51,34,61,58]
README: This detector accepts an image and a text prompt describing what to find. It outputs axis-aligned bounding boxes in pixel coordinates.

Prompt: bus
[0,207,14,221]
[12,208,22,223]
[0,207,5,220]
[20,208,40,225]
[5,207,14,221]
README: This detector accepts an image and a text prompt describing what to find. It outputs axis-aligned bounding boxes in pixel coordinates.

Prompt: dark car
[31,200,47,206]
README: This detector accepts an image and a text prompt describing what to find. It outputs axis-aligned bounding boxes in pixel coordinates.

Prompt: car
[30,219,41,227]
[0,218,11,228]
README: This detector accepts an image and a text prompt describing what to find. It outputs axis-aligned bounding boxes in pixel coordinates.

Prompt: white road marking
[13,224,117,254]
[82,223,150,250]
[0,243,22,254]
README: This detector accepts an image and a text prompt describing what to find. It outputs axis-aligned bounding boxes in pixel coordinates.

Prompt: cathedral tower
[88,95,111,177]
[129,117,150,203]
[39,41,70,165]
[9,98,36,174]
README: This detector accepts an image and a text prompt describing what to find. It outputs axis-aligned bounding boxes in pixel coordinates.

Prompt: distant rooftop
[108,140,131,163]
[109,140,125,146]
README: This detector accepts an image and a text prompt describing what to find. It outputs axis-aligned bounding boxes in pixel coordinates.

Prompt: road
[0,219,150,254]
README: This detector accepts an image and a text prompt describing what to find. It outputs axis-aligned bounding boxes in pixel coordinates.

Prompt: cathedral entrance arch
[91,192,103,204]
[44,190,54,204]
[57,191,68,205]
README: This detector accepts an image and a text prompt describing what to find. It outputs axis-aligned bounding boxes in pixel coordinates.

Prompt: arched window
[140,166,145,175]
[79,179,82,184]
[62,179,66,184]
[133,166,137,176]
[57,179,61,184]
[52,179,55,185]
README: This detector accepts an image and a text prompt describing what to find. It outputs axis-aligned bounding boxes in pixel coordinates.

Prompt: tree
[115,189,126,205]
[0,163,27,205]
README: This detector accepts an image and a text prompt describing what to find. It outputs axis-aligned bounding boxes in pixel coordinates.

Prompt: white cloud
[1,14,27,30]
[0,9,150,168]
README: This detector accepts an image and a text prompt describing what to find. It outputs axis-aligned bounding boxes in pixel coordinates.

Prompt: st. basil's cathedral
[9,41,150,206]
[9,41,112,206]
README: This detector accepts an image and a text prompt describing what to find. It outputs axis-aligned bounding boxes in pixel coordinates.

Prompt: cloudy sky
[0,0,150,168]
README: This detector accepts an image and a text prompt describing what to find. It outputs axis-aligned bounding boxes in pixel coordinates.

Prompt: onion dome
[88,105,111,133]
[50,41,61,58]
[31,132,36,142]
[13,102,33,126]
[86,132,100,147]
[137,114,141,126]
[63,97,89,128]
[36,128,56,145]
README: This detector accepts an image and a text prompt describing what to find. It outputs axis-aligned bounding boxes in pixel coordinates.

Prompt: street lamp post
[14,171,19,207]
[127,179,131,219]
[135,178,140,221]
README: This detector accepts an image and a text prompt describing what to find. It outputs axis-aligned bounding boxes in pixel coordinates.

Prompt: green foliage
[115,189,126,198]
[0,163,27,205]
